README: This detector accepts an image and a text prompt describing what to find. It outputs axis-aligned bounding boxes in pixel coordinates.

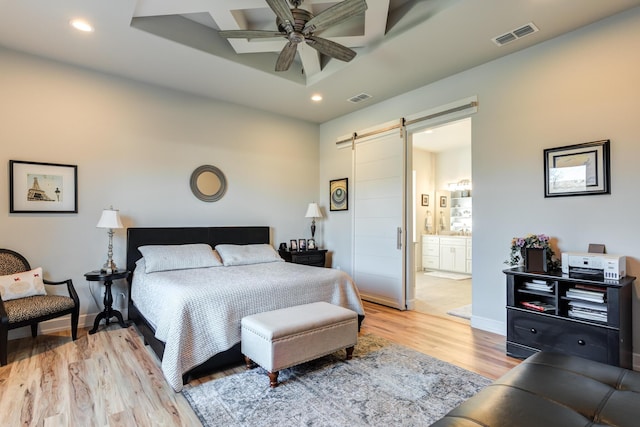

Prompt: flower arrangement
[506,233,559,270]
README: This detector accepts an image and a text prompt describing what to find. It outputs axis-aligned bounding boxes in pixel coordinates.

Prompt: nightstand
[279,249,328,267]
[85,269,129,334]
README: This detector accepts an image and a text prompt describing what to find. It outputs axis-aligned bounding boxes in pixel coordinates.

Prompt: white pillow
[0,267,46,301]
[138,244,223,273]
[215,244,283,266]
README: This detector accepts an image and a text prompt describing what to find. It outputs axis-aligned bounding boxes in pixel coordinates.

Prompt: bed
[126,226,365,392]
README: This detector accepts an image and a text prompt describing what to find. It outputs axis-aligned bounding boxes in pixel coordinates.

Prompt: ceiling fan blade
[303,0,368,35]
[275,42,298,72]
[306,36,356,62]
[218,30,284,39]
[266,0,295,28]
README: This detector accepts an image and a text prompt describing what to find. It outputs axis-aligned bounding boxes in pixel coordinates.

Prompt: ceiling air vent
[492,22,539,46]
[348,93,372,103]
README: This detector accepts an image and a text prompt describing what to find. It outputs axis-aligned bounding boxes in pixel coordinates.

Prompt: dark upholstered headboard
[125,226,270,274]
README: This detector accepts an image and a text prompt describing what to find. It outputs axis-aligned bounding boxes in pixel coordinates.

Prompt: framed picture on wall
[439,196,447,208]
[9,160,78,213]
[421,194,429,206]
[544,140,610,197]
[330,178,348,211]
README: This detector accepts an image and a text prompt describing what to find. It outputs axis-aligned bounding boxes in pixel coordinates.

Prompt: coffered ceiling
[0,0,637,123]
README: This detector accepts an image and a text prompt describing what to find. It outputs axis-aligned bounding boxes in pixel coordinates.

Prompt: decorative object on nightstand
[96,206,123,274]
[305,202,323,249]
[85,269,129,334]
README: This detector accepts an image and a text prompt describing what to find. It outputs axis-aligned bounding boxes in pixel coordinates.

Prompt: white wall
[1,47,319,337]
[413,148,435,238]
[435,146,472,190]
[319,7,640,353]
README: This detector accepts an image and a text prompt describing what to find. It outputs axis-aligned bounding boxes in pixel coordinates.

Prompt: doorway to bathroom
[411,117,472,322]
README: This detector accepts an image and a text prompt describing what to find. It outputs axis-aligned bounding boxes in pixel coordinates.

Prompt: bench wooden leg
[346,346,354,360]
[244,356,253,369]
[268,371,279,388]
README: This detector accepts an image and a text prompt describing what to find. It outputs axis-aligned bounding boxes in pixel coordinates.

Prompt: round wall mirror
[190,165,227,202]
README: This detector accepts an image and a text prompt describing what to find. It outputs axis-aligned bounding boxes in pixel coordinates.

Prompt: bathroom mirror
[190,165,227,202]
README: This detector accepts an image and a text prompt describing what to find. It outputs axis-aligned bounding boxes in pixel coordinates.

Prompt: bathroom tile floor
[414,271,472,323]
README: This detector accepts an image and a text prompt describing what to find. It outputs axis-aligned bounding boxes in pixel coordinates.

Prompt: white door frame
[403,97,478,310]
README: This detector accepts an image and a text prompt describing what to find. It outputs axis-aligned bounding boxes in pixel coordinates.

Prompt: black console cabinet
[504,267,634,368]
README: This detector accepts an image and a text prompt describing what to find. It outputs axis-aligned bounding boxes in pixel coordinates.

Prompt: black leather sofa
[431,351,640,427]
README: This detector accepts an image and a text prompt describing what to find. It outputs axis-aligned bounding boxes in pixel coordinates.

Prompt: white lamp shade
[305,203,322,219]
[96,209,123,229]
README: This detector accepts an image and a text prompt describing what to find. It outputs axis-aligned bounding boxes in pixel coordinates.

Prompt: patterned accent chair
[0,249,79,365]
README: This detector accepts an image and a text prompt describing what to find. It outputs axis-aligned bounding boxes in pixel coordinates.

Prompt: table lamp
[96,206,124,273]
[305,202,323,240]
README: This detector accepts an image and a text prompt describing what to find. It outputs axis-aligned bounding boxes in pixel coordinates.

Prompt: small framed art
[439,196,447,208]
[544,140,610,197]
[330,178,348,211]
[290,239,298,251]
[421,194,429,206]
[10,160,78,213]
[308,239,317,250]
[298,239,307,251]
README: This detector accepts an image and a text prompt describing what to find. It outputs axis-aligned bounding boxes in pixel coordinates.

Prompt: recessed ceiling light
[311,94,323,102]
[70,19,94,32]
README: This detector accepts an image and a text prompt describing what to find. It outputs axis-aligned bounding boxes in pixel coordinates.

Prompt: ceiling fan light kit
[219,0,367,72]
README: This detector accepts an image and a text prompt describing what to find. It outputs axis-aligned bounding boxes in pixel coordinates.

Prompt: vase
[524,248,547,272]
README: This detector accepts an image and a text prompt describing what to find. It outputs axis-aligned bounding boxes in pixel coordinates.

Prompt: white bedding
[131,260,365,391]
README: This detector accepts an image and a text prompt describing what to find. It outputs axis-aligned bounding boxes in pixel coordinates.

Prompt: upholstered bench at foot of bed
[241,301,358,387]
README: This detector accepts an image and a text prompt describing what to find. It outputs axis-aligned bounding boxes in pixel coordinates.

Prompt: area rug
[424,271,471,280]
[446,304,472,320]
[182,334,490,426]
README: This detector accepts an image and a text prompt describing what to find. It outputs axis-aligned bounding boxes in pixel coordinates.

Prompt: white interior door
[353,130,405,309]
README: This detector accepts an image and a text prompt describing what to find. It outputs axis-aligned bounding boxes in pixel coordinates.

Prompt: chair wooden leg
[30,323,38,338]
[71,308,79,341]
[0,325,8,366]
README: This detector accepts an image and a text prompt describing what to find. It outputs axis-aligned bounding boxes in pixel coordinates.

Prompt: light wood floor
[0,301,520,426]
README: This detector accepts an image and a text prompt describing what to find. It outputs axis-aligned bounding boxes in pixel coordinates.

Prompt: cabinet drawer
[291,253,323,265]
[422,236,440,245]
[439,237,465,247]
[423,245,439,257]
[422,256,439,269]
[507,309,612,364]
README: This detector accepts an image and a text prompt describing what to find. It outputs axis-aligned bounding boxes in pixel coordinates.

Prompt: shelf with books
[504,267,635,368]
[519,300,556,313]
[517,279,556,297]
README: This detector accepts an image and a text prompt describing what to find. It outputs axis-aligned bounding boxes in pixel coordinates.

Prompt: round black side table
[85,269,129,334]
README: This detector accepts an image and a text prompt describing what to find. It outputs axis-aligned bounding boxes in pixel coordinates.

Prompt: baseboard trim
[470,315,505,336]
[361,294,406,310]
[7,309,129,340]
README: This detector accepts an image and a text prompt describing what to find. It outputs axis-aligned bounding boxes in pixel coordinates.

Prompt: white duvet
[131,260,365,391]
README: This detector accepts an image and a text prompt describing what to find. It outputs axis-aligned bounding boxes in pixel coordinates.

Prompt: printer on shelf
[561,252,626,280]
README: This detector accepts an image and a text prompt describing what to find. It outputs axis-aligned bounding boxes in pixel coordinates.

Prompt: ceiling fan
[218,0,368,72]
